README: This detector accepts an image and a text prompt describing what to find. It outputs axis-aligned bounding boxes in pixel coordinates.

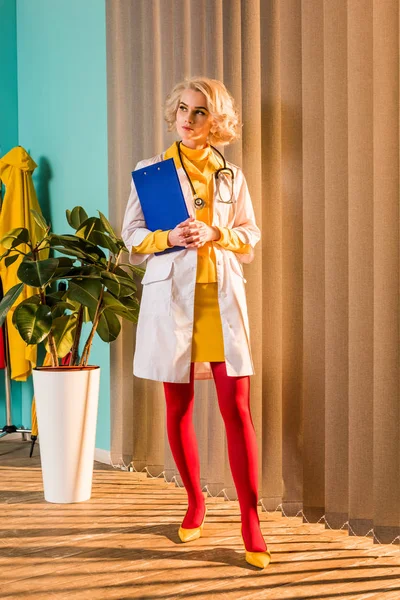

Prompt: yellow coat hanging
[0,146,49,381]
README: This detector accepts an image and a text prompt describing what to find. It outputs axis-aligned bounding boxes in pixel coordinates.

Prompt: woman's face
[175,88,213,149]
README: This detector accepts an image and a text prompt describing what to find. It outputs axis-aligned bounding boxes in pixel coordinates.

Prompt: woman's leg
[163,362,205,528]
[210,361,267,552]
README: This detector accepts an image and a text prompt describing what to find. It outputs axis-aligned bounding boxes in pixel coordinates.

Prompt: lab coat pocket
[140,261,173,315]
[229,256,247,283]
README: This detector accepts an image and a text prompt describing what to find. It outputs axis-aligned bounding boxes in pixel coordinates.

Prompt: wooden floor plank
[1,439,399,600]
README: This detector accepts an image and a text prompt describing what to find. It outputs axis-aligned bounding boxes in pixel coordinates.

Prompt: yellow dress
[131,141,251,363]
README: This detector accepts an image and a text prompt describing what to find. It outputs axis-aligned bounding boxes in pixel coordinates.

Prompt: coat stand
[0,320,31,444]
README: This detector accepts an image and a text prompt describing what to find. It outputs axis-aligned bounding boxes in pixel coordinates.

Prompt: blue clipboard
[132,158,190,255]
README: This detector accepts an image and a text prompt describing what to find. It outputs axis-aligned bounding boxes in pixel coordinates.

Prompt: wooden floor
[1,439,399,600]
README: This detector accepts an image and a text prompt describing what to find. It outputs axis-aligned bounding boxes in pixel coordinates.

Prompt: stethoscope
[176,141,235,209]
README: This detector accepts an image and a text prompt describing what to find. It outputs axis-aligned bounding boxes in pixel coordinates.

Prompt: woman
[121,76,270,569]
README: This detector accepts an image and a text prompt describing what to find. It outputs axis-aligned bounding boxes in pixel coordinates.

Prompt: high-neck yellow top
[131,141,250,282]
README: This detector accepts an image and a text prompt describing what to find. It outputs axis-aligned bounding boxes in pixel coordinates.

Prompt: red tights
[163,361,267,552]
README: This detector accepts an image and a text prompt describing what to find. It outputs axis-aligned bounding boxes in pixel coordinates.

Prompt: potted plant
[0,207,143,503]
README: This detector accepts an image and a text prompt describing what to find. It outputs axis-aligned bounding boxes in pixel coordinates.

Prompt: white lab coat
[121,150,261,383]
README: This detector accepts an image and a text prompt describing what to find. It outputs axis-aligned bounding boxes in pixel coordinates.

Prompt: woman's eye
[178,105,205,115]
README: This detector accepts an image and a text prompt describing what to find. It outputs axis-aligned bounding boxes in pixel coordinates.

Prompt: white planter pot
[32,366,100,503]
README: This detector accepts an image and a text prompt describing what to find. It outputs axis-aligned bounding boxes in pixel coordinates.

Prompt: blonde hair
[164,76,241,146]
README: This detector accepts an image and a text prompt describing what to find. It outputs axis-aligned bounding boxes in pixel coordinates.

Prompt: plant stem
[70,305,84,366]
[112,250,122,273]
[78,250,117,367]
[47,331,59,367]
[32,245,58,367]
[37,286,58,366]
[35,244,51,253]
[79,286,104,366]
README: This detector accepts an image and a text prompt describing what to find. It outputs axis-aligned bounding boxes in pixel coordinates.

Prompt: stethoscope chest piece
[194,197,206,209]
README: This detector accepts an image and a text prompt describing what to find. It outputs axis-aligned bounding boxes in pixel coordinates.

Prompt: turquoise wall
[0,0,110,451]
[0,0,20,432]
[0,0,18,156]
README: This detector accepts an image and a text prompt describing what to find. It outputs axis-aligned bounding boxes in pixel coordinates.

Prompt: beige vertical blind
[106,0,399,543]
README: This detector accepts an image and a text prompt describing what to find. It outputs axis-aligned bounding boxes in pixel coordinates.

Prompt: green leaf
[66,206,88,230]
[0,283,24,327]
[118,263,146,277]
[55,257,75,268]
[101,291,128,310]
[51,295,88,318]
[47,265,102,284]
[16,294,41,307]
[50,257,76,278]
[51,301,77,319]
[30,209,48,232]
[95,309,121,342]
[13,303,52,344]
[48,246,87,261]
[102,291,138,323]
[0,249,11,261]
[75,217,119,254]
[17,258,59,288]
[98,211,116,238]
[76,217,100,240]
[100,272,120,297]
[101,271,137,297]
[49,234,107,264]
[87,230,119,254]
[67,279,103,311]
[119,295,140,309]
[45,315,77,357]
[52,234,80,243]
[115,308,138,323]
[112,265,141,286]
[45,290,66,304]
[4,254,20,268]
[57,265,101,279]
[0,227,30,250]
[113,271,137,289]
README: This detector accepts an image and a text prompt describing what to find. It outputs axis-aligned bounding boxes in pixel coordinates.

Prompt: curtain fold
[372,0,399,543]
[324,0,350,530]
[106,0,400,543]
[302,0,326,522]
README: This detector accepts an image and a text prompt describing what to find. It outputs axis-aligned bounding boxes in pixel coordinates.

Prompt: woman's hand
[180,218,221,248]
[167,216,221,248]
[167,217,195,247]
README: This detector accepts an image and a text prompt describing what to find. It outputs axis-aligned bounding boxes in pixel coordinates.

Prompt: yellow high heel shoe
[241,525,271,569]
[178,506,207,543]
